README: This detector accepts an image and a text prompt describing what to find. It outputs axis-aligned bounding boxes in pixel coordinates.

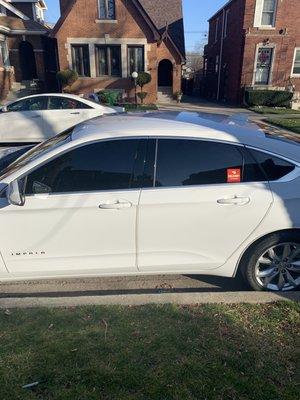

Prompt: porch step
[157,86,175,104]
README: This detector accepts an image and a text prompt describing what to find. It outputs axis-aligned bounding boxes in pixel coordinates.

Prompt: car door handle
[99,200,132,210]
[217,196,250,206]
[31,115,41,119]
[70,112,80,115]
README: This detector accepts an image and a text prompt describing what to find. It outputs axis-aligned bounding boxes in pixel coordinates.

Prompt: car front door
[42,97,97,138]
[138,138,273,273]
[0,97,47,143]
[0,138,146,279]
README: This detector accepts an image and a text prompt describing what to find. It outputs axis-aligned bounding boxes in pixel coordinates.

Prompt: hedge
[97,90,121,106]
[245,90,293,108]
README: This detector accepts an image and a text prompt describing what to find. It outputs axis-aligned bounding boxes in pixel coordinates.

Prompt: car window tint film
[155,139,245,187]
[26,139,142,195]
[248,149,295,181]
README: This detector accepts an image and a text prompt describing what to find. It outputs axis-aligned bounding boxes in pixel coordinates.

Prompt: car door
[0,97,46,143]
[0,138,146,278]
[138,138,273,273]
[42,96,97,138]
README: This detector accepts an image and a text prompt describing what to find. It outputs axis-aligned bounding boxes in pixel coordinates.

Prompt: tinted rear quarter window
[249,149,295,181]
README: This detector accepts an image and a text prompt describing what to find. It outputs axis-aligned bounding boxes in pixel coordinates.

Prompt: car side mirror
[7,179,26,206]
[1,105,8,113]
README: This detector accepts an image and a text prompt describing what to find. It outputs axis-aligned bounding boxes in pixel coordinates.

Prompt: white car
[0,93,122,144]
[0,115,299,291]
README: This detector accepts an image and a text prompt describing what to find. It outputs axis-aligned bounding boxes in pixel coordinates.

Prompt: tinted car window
[0,146,33,175]
[25,139,145,195]
[249,149,295,181]
[48,97,92,110]
[7,97,47,112]
[155,139,266,187]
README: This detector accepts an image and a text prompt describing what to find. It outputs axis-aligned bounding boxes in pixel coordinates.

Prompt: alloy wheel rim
[255,242,300,291]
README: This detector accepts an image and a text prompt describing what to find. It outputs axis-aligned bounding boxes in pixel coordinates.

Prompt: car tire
[240,231,300,292]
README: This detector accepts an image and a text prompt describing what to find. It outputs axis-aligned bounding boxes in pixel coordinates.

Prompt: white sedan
[0,115,299,291]
[0,93,122,144]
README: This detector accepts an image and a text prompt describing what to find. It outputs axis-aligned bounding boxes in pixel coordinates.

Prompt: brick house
[203,0,300,107]
[0,0,51,100]
[51,0,186,103]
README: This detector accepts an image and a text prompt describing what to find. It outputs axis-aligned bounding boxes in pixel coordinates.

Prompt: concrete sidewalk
[0,291,299,309]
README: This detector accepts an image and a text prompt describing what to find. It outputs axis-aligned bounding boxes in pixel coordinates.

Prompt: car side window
[48,97,92,110]
[155,139,266,187]
[248,149,295,181]
[25,139,146,195]
[6,97,47,112]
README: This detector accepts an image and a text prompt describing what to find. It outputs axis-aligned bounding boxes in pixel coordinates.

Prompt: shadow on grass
[0,302,299,400]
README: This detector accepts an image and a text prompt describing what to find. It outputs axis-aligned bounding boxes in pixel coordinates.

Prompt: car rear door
[42,97,97,138]
[138,138,273,273]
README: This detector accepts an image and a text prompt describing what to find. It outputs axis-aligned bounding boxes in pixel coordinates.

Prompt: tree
[56,69,78,92]
[136,72,151,104]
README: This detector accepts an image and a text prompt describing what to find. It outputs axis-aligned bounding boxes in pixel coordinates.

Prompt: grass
[0,302,299,400]
[265,118,300,134]
[123,103,158,112]
[249,106,300,115]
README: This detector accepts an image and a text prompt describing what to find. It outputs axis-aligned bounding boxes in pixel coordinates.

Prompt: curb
[0,291,299,309]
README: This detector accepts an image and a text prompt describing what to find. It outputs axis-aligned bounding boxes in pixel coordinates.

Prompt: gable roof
[0,15,49,33]
[51,0,185,61]
[138,0,185,59]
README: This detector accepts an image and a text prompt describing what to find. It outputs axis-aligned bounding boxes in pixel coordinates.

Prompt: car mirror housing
[7,179,26,206]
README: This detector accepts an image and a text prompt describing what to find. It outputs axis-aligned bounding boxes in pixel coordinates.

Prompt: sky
[45,0,228,52]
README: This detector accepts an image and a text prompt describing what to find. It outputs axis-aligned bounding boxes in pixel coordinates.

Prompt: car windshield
[0,129,73,180]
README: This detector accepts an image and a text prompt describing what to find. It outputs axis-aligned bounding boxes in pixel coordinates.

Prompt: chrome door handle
[99,200,132,210]
[217,197,250,206]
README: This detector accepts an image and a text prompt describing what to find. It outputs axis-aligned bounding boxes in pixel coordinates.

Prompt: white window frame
[291,48,300,78]
[0,40,10,67]
[252,43,276,86]
[254,0,278,28]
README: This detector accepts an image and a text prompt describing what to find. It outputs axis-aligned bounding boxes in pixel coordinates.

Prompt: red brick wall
[204,0,300,103]
[0,68,15,101]
[241,0,300,92]
[54,0,182,103]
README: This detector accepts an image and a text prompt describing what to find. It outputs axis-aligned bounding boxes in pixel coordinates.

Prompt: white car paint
[0,114,299,284]
[0,93,122,144]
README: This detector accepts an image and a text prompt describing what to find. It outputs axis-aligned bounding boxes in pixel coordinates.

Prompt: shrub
[97,90,121,106]
[245,90,293,108]
[56,69,78,91]
[136,72,152,91]
[137,91,148,104]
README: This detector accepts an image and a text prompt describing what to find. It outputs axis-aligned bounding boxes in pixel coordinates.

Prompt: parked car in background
[0,114,299,291]
[0,94,123,144]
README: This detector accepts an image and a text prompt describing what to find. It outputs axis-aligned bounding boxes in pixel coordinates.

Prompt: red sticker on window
[227,168,241,183]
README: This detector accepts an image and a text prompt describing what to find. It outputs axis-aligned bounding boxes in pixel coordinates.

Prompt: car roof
[71,113,300,164]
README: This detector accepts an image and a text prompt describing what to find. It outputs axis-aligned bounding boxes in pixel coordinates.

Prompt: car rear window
[248,149,295,181]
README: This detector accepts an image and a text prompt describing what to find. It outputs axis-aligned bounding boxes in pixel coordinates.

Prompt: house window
[128,46,144,75]
[261,0,277,26]
[255,47,273,85]
[71,45,90,77]
[0,41,9,67]
[95,45,121,76]
[224,9,230,38]
[99,0,116,20]
[215,18,219,42]
[292,49,300,76]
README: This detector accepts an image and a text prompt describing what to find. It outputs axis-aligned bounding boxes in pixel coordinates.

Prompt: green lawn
[0,303,299,400]
[250,106,300,115]
[266,118,300,134]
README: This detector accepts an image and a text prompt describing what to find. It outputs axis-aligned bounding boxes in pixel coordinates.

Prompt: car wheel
[241,232,300,291]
